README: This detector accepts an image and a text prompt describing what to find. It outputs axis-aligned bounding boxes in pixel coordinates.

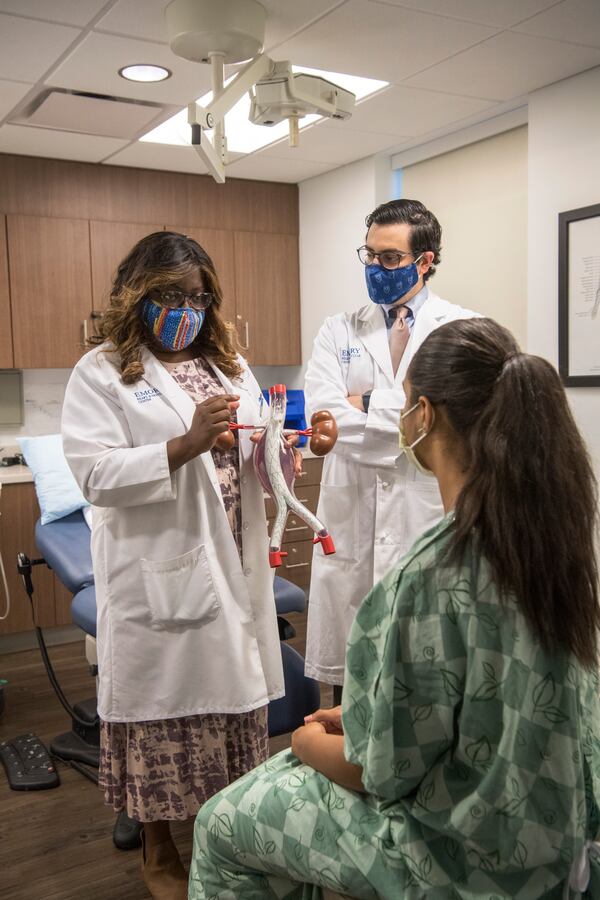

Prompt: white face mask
[399,402,434,477]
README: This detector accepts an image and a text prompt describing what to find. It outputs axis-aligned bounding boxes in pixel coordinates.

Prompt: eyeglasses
[356,246,415,270]
[151,289,215,311]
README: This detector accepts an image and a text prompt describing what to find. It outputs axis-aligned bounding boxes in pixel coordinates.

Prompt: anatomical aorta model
[251,384,337,568]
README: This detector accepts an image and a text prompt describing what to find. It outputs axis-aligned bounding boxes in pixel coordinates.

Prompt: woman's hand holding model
[168,394,239,471]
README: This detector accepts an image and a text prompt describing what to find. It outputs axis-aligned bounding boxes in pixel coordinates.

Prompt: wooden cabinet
[166,226,236,322]
[0,215,13,368]
[0,482,63,636]
[233,231,301,366]
[8,215,92,369]
[0,156,301,369]
[267,456,323,590]
[90,220,164,312]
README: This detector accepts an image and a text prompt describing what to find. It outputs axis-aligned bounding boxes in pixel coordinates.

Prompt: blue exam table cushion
[70,585,97,638]
[18,434,89,525]
[273,576,306,615]
[35,510,94,595]
[33,514,305,632]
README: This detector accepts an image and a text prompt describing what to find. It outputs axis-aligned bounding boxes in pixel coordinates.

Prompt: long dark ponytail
[407,318,600,668]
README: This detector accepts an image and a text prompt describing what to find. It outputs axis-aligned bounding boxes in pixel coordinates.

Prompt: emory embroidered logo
[340,346,361,363]
[134,388,161,404]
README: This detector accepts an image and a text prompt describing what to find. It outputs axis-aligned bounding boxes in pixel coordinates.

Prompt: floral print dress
[99,356,268,822]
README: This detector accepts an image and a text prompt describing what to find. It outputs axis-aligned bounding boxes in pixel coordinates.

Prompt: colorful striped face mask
[141,298,205,351]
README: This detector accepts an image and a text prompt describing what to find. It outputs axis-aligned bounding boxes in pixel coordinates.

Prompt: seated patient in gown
[189,317,600,900]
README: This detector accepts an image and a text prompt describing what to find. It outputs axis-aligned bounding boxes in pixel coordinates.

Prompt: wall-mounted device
[0,371,23,427]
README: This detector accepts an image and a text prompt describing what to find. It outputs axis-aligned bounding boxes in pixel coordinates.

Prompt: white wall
[401,126,528,348]
[253,153,393,389]
[528,66,600,474]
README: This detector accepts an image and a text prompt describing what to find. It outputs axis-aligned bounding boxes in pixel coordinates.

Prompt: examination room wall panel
[400,126,528,349]
[0,215,12,368]
[527,66,600,480]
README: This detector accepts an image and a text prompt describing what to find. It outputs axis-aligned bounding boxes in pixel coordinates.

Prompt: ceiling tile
[0,123,128,161]
[94,0,171,44]
[0,1,106,27]
[272,0,496,84]
[95,0,342,50]
[48,31,213,106]
[0,14,80,82]
[368,0,559,29]
[259,120,398,166]
[225,153,333,183]
[103,139,213,174]
[405,30,600,100]
[514,0,600,49]
[326,84,496,137]
[0,79,33,121]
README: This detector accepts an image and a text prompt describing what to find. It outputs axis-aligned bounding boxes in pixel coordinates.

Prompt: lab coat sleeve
[61,359,177,509]
[364,387,406,443]
[304,319,401,468]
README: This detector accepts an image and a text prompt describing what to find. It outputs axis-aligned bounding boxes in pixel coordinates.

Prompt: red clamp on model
[269,549,288,568]
[313,533,335,555]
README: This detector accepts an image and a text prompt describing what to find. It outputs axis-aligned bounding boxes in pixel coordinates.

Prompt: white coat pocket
[140,544,221,629]
[317,483,359,563]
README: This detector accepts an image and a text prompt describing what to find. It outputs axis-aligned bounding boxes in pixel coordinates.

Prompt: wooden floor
[0,611,330,899]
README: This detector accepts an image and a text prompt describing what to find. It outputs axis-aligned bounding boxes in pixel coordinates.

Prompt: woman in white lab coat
[304,198,478,691]
[62,231,285,900]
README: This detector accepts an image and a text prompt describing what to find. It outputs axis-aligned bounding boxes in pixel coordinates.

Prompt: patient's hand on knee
[304,706,343,735]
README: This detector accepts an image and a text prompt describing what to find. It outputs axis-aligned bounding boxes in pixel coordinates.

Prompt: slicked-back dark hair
[365,199,442,281]
[407,317,600,668]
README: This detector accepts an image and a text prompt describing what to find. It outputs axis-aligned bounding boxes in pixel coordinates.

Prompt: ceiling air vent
[10,88,171,140]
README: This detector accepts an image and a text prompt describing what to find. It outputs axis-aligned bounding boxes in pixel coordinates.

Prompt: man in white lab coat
[304,198,478,697]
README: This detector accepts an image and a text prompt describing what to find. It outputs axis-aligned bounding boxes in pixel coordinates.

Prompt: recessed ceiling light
[119,64,171,83]
[140,67,388,154]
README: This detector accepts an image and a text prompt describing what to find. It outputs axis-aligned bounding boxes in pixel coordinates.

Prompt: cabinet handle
[285,562,310,570]
[236,314,250,350]
[286,525,309,533]
[83,319,89,343]
[296,496,310,503]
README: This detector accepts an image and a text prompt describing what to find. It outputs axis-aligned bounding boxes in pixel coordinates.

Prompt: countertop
[0,464,32,485]
[0,446,320,487]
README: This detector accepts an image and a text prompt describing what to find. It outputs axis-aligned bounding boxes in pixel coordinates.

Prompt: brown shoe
[141,828,188,900]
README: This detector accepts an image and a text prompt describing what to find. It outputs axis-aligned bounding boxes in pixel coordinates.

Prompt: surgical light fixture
[119,64,172,82]
[140,67,387,154]
[161,0,385,183]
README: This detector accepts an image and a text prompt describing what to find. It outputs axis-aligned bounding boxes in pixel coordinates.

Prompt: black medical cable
[17,553,100,730]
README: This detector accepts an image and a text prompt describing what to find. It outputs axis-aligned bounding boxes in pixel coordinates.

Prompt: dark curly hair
[93,231,242,384]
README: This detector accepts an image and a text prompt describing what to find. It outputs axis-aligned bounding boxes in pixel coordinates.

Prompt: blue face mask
[364,256,422,305]
[141,299,205,352]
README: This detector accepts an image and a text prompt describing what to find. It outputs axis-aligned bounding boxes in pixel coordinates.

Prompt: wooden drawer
[299,456,323,486]
[264,484,320,518]
[268,512,314,545]
[277,541,313,589]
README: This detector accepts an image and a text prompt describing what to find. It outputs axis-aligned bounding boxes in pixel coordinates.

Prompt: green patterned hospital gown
[189,515,600,899]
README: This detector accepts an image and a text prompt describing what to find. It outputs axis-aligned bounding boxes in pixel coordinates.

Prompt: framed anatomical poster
[558,202,600,386]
